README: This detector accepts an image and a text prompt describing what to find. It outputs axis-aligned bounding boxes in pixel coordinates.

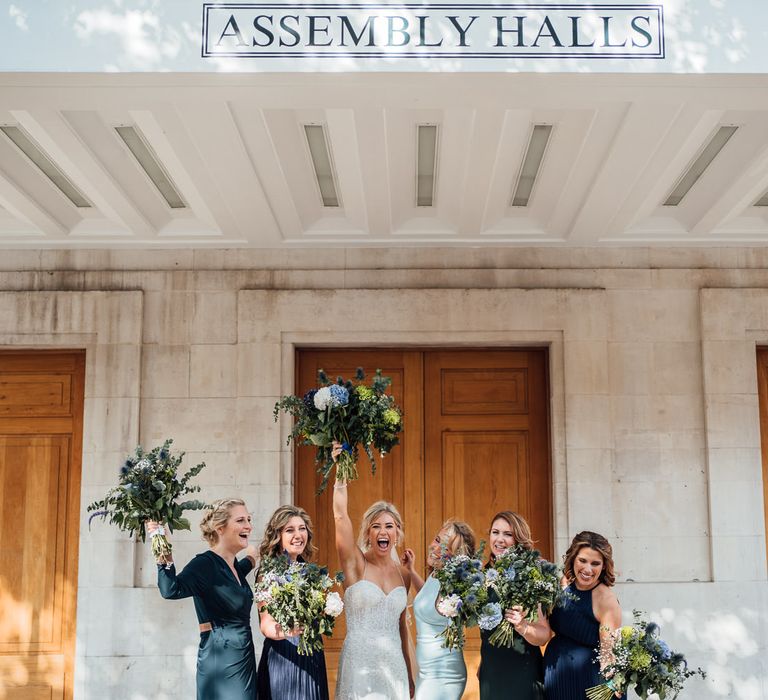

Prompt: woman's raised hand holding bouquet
[483,544,564,648]
[586,611,705,700]
[273,367,402,493]
[87,439,206,564]
[254,554,345,656]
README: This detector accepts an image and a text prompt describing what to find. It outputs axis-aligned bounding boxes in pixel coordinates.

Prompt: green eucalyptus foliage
[87,439,207,542]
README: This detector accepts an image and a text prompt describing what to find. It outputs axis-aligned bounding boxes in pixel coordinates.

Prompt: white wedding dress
[335,571,409,700]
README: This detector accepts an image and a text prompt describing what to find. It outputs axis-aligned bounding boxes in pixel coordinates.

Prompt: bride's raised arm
[332,443,361,582]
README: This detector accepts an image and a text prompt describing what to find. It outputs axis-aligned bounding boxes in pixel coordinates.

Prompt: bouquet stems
[335,450,359,483]
[585,680,617,700]
[151,532,173,563]
[439,624,465,651]
[487,618,516,648]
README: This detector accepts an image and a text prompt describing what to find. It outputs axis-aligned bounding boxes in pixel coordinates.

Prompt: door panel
[0,352,84,700]
[295,347,551,699]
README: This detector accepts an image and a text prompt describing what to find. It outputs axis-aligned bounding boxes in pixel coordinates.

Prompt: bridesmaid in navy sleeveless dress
[402,519,477,700]
[478,511,544,700]
[148,498,258,700]
[256,505,329,700]
[540,531,624,700]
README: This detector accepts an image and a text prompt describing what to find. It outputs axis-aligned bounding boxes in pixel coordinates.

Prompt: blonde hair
[441,519,476,557]
[200,498,246,546]
[358,501,404,550]
[259,505,316,561]
[488,510,534,560]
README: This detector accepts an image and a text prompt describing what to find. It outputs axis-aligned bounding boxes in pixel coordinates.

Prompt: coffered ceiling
[1,72,768,248]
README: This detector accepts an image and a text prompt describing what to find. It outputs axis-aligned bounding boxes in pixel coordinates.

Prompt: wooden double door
[295,348,551,698]
[0,351,84,700]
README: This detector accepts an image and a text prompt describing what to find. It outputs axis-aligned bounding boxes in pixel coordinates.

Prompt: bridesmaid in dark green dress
[148,498,258,700]
[256,505,329,700]
[478,511,544,700]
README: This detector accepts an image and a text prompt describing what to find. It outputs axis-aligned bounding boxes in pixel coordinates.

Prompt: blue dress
[257,635,329,699]
[543,584,623,700]
[158,550,257,700]
[413,574,466,700]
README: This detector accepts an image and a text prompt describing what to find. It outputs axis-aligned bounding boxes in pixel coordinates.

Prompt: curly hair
[199,498,246,546]
[487,510,534,560]
[562,530,616,587]
[358,501,404,551]
[258,505,316,561]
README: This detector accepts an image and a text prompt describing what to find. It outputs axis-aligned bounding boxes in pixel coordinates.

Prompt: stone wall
[0,247,766,699]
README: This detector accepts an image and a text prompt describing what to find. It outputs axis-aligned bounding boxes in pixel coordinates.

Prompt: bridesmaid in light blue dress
[403,519,477,700]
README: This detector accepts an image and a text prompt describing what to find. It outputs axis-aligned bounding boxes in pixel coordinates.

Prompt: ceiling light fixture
[416,124,438,207]
[115,125,186,209]
[511,124,552,207]
[304,124,341,207]
[663,125,738,206]
[0,124,91,208]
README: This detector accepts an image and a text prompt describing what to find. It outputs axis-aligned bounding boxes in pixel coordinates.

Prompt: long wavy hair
[562,530,616,587]
[259,504,317,561]
[358,501,404,551]
[200,498,246,546]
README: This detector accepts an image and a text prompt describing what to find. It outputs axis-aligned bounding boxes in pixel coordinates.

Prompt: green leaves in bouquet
[273,366,403,493]
[87,438,207,541]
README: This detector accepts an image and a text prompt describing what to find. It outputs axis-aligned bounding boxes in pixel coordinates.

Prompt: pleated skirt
[257,637,329,700]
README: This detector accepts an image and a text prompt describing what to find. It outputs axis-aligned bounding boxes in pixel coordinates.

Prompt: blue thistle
[302,390,317,410]
[355,367,365,380]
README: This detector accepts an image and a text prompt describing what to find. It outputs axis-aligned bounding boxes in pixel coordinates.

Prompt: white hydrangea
[436,594,462,618]
[324,591,344,617]
[314,386,332,410]
[136,459,152,471]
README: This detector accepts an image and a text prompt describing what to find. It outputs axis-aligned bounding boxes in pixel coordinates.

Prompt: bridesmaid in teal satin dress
[404,519,477,700]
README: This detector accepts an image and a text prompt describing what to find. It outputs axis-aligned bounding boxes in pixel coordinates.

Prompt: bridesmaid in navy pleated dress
[148,498,258,700]
[541,531,624,700]
[256,505,329,700]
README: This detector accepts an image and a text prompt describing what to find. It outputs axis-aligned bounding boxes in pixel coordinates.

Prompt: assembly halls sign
[202,3,665,59]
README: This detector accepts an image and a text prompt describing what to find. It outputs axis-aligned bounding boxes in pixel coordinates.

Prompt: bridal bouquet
[255,555,345,655]
[586,611,706,700]
[433,549,488,650]
[273,367,402,492]
[87,439,206,562]
[484,545,564,648]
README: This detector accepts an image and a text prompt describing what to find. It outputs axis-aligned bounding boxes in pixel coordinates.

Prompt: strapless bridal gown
[335,579,409,700]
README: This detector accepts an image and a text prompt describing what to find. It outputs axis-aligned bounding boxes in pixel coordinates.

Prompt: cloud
[73,8,182,69]
[9,4,29,31]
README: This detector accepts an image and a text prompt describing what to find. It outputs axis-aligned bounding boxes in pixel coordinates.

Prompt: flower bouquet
[273,367,402,492]
[254,554,345,655]
[433,549,488,650]
[484,545,565,648]
[87,439,206,562]
[586,611,706,700]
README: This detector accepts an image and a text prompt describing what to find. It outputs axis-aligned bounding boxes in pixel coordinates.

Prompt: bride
[332,445,414,699]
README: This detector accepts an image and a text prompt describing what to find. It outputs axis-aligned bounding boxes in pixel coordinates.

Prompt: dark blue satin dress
[543,584,623,700]
[257,635,329,699]
[158,551,257,700]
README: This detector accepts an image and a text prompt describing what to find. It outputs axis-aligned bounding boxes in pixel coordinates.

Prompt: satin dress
[479,588,544,699]
[157,550,257,700]
[413,574,466,700]
[543,584,624,700]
